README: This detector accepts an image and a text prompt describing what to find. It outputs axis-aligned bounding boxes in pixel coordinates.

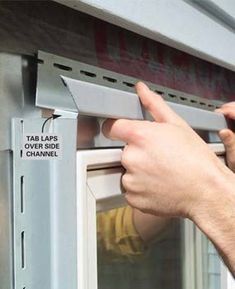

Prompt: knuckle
[121,153,131,168]
[121,149,138,168]
[121,174,128,186]
[122,174,133,191]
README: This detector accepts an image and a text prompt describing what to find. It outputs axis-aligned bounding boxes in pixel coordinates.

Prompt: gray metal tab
[62,76,229,132]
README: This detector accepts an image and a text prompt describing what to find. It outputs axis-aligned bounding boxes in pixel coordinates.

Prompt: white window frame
[76,149,123,289]
[76,144,233,289]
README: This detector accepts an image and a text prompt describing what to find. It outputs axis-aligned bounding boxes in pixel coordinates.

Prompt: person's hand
[102,82,234,219]
[216,103,235,173]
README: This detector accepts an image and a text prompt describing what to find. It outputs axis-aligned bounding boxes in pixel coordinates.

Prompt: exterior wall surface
[0,1,234,101]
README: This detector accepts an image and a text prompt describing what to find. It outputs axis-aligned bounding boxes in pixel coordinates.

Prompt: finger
[215,107,235,120]
[102,118,147,143]
[219,129,235,154]
[121,145,140,171]
[122,173,135,192]
[135,81,188,127]
[220,102,235,108]
[121,145,131,170]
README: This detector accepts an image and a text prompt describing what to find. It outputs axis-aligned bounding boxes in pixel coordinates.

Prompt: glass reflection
[97,207,182,289]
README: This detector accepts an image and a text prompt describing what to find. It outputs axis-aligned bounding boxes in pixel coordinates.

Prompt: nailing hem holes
[53,63,72,71]
[21,231,25,269]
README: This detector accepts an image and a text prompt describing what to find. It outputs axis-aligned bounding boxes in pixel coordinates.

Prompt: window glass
[96,207,182,289]
[202,236,221,289]
[87,160,224,289]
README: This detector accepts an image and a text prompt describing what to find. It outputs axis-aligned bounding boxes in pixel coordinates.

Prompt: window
[76,145,232,289]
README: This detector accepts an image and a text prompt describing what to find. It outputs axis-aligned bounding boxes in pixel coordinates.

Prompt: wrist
[190,166,235,268]
[191,165,235,224]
